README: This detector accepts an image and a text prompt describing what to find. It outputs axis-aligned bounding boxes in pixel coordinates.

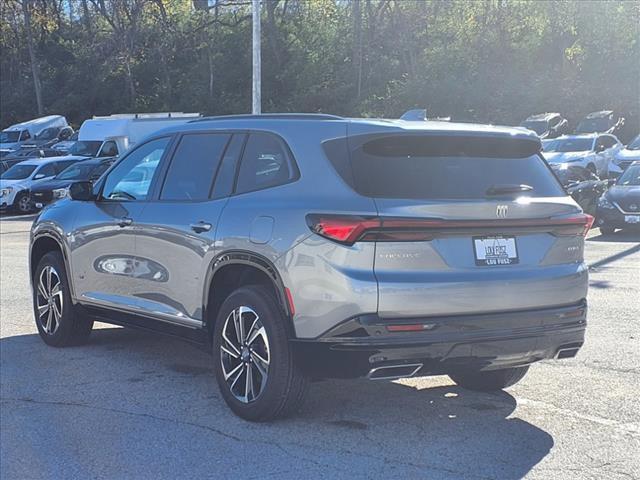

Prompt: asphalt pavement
[1,215,639,480]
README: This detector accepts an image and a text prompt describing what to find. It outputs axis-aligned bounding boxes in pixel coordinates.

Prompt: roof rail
[93,112,201,120]
[190,113,344,123]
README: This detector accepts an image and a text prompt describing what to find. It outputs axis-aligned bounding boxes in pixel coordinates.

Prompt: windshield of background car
[0,131,20,143]
[576,118,610,133]
[627,135,640,150]
[521,121,547,135]
[55,163,96,180]
[544,138,593,152]
[1,164,37,180]
[35,128,58,140]
[541,139,557,151]
[69,140,102,156]
[617,165,640,186]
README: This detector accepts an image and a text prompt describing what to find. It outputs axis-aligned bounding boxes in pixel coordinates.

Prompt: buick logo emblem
[630,204,638,211]
[496,205,508,218]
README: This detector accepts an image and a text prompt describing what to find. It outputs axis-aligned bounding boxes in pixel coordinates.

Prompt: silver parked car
[29,114,592,421]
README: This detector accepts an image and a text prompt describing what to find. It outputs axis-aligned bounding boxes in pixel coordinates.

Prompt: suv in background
[29,114,591,421]
[575,111,625,136]
[542,133,622,178]
[520,113,569,138]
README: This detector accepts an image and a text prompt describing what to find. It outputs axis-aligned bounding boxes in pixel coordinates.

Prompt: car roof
[156,114,539,142]
[554,134,598,140]
[17,156,83,167]
[525,113,560,121]
[584,110,614,119]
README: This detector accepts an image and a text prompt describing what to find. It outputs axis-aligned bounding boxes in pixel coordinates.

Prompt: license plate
[625,215,640,224]
[473,236,519,266]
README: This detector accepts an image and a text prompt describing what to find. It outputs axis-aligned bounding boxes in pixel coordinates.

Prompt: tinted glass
[211,134,245,199]
[53,160,78,173]
[35,128,59,140]
[1,164,36,180]
[350,135,564,199]
[102,137,169,201]
[56,163,96,180]
[628,135,640,150]
[100,141,118,157]
[69,141,102,156]
[235,133,295,194]
[0,131,20,143]
[576,118,610,133]
[160,133,230,201]
[521,121,547,135]
[617,165,640,186]
[36,163,56,178]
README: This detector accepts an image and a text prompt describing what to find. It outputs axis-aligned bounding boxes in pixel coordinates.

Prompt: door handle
[117,217,133,227]
[190,221,212,233]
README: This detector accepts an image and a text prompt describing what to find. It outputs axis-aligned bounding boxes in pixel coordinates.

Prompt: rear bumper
[292,301,587,378]
[597,207,640,229]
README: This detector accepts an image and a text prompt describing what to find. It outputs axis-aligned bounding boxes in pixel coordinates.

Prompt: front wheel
[212,285,307,421]
[14,192,31,214]
[33,252,93,347]
[449,366,529,392]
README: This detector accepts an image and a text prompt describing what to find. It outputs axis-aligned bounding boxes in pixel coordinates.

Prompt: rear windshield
[342,135,564,199]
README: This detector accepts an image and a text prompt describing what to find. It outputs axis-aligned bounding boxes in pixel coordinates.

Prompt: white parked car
[0,157,83,213]
[613,134,640,171]
[542,133,622,178]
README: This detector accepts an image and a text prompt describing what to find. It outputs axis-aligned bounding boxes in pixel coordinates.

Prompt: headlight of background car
[52,187,70,199]
[598,196,615,209]
[0,187,14,197]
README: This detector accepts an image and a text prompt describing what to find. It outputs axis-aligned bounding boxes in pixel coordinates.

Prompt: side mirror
[33,173,46,180]
[69,181,96,201]
[607,178,617,187]
[596,144,605,153]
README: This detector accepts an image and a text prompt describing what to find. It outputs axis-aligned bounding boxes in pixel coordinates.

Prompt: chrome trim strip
[79,292,203,329]
[367,363,423,381]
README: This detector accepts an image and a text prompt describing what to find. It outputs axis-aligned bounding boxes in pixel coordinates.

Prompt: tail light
[306,213,594,245]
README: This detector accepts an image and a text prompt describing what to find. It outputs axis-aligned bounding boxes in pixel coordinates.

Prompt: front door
[69,137,172,312]
[133,132,244,327]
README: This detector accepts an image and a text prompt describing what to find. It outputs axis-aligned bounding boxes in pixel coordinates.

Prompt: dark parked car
[520,113,569,139]
[575,111,625,136]
[552,165,608,215]
[0,149,64,175]
[30,157,115,210]
[20,126,74,150]
[596,162,640,234]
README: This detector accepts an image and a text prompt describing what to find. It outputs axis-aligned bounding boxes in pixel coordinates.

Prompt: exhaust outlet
[555,347,579,360]
[367,363,423,381]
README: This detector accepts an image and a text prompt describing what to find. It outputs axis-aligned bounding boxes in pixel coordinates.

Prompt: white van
[73,112,201,158]
[0,115,68,152]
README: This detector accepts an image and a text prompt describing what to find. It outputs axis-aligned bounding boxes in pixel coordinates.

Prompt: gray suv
[30,114,592,421]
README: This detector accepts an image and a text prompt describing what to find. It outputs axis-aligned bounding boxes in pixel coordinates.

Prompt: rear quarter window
[345,135,564,199]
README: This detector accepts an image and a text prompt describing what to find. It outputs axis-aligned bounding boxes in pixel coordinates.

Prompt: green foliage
[1,0,638,139]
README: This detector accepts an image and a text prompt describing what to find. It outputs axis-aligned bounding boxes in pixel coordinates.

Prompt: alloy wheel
[17,194,31,213]
[36,265,64,335]
[220,306,270,403]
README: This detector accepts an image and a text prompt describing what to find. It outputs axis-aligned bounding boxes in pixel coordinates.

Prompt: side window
[22,130,31,141]
[160,133,230,201]
[36,163,56,178]
[235,133,296,194]
[102,137,170,201]
[549,117,560,127]
[100,141,118,157]
[600,136,615,149]
[211,134,245,199]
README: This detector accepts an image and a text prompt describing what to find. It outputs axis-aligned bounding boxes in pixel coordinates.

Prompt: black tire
[14,192,31,214]
[449,366,529,392]
[600,226,616,235]
[586,164,597,175]
[32,252,93,347]
[212,285,307,421]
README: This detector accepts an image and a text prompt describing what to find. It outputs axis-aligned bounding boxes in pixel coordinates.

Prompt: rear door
[347,132,590,319]
[133,132,244,327]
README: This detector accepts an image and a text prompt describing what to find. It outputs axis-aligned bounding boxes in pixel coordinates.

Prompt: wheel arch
[202,250,294,338]
[30,232,75,299]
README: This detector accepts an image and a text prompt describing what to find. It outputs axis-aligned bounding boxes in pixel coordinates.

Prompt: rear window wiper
[485,184,533,196]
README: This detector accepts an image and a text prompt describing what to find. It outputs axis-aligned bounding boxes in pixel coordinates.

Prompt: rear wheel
[212,285,307,421]
[15,192,31,214]
[33,252,93,346]
[449,366,529,392]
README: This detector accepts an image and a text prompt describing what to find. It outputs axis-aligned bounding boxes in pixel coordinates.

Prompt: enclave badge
[496,205,508,218]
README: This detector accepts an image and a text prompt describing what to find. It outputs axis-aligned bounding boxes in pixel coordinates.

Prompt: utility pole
[252,0,261,114]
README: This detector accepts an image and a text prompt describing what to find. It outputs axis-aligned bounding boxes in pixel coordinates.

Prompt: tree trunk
[22,0,43,115]
[353,0,363,100]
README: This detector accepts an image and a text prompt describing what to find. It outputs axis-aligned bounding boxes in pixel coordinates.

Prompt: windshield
[617,165,640,186]
[544,138,593,152]
[576,118,610,133]
[56,163,97,180]
[627,135,640,150]
[69,140,102,156]
[0,131,20,143]
[521,121,547,135]
[35,128,59,140]
[541,139,556,151]
[1,164,37,180]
